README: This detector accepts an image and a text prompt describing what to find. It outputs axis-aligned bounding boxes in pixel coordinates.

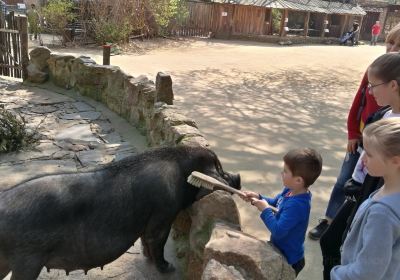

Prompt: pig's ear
[195,187,212,201]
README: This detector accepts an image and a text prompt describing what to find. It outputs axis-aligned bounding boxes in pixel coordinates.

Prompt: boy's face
[281,163,304,191]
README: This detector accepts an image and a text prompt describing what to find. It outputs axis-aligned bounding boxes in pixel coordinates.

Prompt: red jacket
[347,71,380,140]
[371,24,381,35]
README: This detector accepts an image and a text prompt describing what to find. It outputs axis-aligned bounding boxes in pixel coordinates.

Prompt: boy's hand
[239,190,259,202]
[250,198,270,211]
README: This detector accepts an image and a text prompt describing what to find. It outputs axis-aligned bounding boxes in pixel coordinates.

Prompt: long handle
[214,181,279,213]
[213,180,246,196]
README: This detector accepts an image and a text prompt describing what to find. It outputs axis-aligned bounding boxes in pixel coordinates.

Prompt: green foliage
[0,107,38,153]
[41,0,76,35]
[272,9,282,35]
[93,20,131,44]
[148,0,189,35]
[27,8,41,34]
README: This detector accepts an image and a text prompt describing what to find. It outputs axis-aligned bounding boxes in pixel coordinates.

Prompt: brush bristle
[187,174,215,190]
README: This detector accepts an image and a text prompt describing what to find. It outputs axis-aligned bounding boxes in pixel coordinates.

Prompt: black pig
[0,145,240,279]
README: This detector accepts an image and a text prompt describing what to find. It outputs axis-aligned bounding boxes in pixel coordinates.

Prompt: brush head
[187,171,217,190]
[187,171,244,196]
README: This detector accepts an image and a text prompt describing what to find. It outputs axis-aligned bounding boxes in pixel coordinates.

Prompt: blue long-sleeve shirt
[260,187,311,264]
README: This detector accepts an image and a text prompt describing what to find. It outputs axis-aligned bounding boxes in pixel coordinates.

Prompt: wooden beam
[321,14,328,37]
[17,15,28,80]
[0,28,19,34]
[280,9,288,37]
[0,64,22,69]
[358,15,364,41]
[304,12,310,37]
[340,14,348,37]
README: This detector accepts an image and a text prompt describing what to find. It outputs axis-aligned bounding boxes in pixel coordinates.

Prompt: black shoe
[308,219,329,240]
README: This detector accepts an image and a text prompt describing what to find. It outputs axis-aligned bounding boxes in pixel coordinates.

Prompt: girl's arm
[331,209,395,280]
[260,200,303,239]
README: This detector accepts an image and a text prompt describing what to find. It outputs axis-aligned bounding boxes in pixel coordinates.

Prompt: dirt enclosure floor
[36,37,384,279]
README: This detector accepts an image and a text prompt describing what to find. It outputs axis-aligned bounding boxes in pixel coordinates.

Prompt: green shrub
[93,20,131,44]
[0,107,39,153]
[272,9,282,35]
[149,0,189,35]
[41,0,76,36]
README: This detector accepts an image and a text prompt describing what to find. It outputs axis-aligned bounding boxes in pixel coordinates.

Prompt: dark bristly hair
[283,148,323,188]
[369,52,400,88]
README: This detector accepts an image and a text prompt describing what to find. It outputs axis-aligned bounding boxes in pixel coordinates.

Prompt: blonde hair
[363,118,400,159]
[386,23,400,44]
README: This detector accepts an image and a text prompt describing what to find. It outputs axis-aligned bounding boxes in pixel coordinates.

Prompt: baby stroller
[340,31,354,45]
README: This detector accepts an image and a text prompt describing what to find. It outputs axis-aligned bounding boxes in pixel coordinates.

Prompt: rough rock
[26,63,48,83]
[185,191,241,279]
[202,259,246,280]
[29,46,51,71]
[155,72,174,105]
[204,223,296,280]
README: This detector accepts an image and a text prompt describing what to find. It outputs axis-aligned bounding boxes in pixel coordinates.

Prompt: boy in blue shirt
[241,148,322,276]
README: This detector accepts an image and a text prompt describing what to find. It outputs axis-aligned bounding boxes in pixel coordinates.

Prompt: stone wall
[27,46,208,148]
[26,47,295,280]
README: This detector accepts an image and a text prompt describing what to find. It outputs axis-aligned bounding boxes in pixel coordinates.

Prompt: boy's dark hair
[283,148,323,188]
[369,52,400,88]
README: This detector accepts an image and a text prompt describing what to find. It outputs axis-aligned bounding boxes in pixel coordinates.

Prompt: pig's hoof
[157,262,175,273]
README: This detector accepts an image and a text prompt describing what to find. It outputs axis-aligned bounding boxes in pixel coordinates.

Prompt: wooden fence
[0,5,29,79]
[172,2,271,39]
[172,2,214,38]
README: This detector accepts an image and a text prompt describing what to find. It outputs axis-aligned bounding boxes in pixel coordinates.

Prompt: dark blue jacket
[260,188,311,264]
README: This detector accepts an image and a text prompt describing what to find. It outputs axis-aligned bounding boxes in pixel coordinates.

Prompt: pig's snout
[226,173,241,190]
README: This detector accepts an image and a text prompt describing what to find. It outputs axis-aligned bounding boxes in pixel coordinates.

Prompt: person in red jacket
[308,23,400,240]
[370,21,381,46]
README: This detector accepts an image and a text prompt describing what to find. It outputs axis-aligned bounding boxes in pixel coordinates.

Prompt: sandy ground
[31,37,384,279]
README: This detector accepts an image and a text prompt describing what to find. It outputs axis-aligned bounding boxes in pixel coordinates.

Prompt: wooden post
[103,45,111,65]
[304,12,310,37]
[280,9,288,37]
[321,14,328,37]
[340,14,348,37]
[17,15,29,81]
[358,15,364,41]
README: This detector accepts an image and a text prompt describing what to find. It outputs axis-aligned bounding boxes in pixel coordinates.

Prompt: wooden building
[180,0,366,40]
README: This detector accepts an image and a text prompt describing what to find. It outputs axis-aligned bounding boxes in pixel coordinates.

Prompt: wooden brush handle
[213,181,246,196]
[213,181,279,213]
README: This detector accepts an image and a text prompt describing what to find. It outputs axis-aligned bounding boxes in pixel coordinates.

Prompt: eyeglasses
[367,81,389,92]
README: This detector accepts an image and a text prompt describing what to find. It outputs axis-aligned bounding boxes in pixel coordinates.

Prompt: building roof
[211,0,366,15]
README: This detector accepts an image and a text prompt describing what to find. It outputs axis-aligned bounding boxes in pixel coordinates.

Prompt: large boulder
[155,72,174,105]
[203,223,296,280]
[26,63,47,83]
[185,191,241,279]
[29,46,51,71]
[26,47,51,83]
